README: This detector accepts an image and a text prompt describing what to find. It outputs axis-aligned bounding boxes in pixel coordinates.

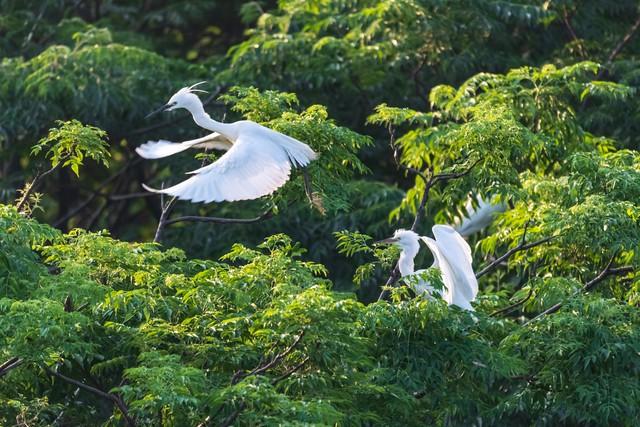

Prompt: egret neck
[398,238,420,277]
[188,102,235,139]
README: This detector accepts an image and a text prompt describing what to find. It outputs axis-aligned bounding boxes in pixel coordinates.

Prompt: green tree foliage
[1,1,640,425]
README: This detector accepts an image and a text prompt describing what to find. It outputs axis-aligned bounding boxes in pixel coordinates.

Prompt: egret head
[145,82,208,118]
[377,229,420,251]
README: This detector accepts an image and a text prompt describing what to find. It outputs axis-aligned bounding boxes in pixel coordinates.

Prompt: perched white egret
[378,225,478,310]
[138,82,317,203]
[455,195,506,237]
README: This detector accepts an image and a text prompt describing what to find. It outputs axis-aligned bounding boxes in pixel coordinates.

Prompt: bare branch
[165,206,275,227]
[43,365,136,427]
[476,236,554,279]
[153,196,177,243]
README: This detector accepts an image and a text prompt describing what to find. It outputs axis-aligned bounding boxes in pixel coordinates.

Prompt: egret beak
[145,102,176,119]
[375,237,398,245]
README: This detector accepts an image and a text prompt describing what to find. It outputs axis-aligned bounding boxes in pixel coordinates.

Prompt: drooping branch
[43,365,136,427]
[524,254,634,326]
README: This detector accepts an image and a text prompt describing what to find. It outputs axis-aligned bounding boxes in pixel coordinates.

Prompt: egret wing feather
[142,134,291,203]
[431,225,478,303]
[136,133,232,159]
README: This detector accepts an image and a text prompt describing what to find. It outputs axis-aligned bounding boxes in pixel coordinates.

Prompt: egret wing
[432,225,478,303]
[142,134,291,203]
[257,123,318,167]
[136,132,232,159]
[421,236,454,305]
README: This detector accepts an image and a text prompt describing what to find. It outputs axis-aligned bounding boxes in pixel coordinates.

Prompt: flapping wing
[420,236,453,305]
[432,225,478,302]
[142,134,291,203]
[136,132,232,159]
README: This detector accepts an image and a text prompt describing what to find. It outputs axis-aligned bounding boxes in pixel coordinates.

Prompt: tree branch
[562,7,588,58]
[597,13,640,79]
[524,255,634,326]
[205,331,306,427]
[53,158,142,228]
[153,195,177,243]
[490,287,534,317]
[231,331,305,385]
[0,357,23,377]
[43,365,136,427]
[164,206,275,227]
[16,162,62,214]
[475,236,554,279]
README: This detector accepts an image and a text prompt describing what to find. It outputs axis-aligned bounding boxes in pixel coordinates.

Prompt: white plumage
[379,226,478,310]
[138,83,317,203]
[136,132,232,159]
[455,195,506,237]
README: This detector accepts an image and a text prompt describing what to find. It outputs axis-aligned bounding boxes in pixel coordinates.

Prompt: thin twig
[232,331,305,385]
[153,196,177,243]
[490,288,534,317]
[43,365,136,427]
[53,158,142,227]
[209,332,306,427]
[16,162,62,213]
[270,357,310,385]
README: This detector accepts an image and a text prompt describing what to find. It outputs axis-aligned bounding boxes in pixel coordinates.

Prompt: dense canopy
[1,1,639,426]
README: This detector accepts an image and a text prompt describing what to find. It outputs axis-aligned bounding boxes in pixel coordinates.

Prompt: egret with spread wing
[138,82,317,203]
[378,225,478,310]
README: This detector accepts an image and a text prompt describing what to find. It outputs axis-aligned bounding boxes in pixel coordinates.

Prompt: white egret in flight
[378,225,478,310]
[138,82,317,203]
[455,195,506,237]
